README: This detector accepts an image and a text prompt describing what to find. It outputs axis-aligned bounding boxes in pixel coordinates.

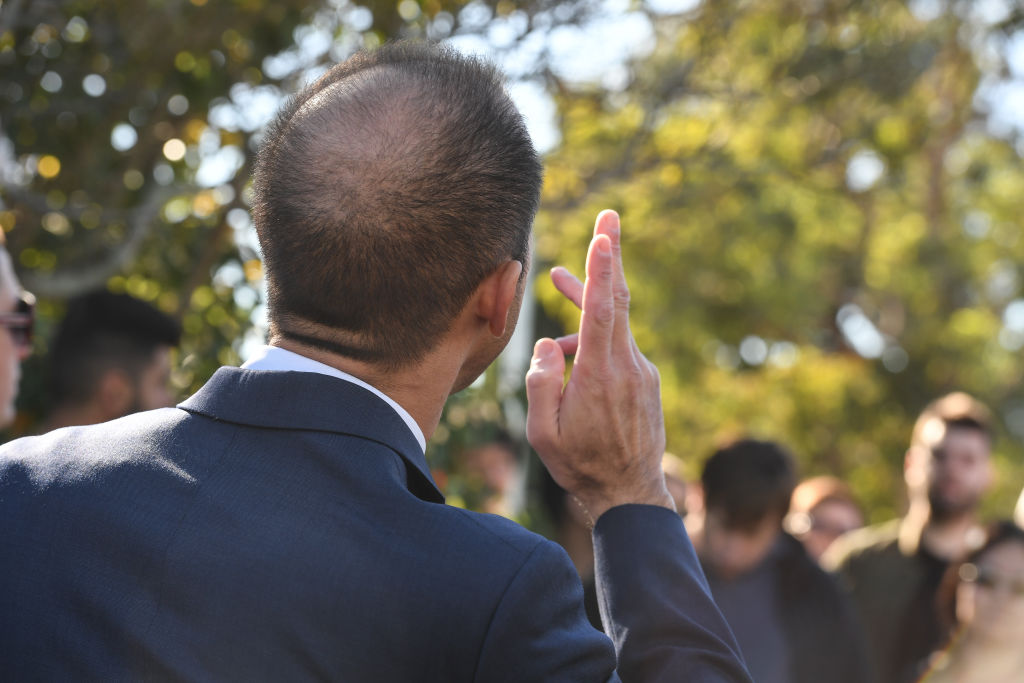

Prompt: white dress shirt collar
[240,345,427,453]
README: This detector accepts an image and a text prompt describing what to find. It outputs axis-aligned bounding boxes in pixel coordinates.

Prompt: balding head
[253,42,542,368]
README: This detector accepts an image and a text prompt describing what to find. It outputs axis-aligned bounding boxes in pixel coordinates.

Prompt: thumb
[525,338,565,454]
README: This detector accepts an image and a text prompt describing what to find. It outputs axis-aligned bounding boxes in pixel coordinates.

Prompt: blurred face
[703,509,781,580]
[955,540,1024,646]
[0,251,30,427]
[801,500,864,561]
[924,426,993,519]
[133,345,175,411]
[464,443,518,494]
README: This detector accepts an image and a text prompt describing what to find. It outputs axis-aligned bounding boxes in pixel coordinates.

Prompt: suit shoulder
[0,408,195,490]
[437,504,556,560]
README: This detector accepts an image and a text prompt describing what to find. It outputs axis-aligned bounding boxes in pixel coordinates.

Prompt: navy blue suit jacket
[0,368,749,681]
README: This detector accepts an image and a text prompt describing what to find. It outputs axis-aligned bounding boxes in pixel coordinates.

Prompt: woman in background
[785,475,864,563]
[921,521,1024,682]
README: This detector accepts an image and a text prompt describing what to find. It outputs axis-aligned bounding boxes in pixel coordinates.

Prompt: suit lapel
[179,367,444,504]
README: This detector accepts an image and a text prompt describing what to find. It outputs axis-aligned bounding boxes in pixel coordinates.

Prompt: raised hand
[526,210,674,524]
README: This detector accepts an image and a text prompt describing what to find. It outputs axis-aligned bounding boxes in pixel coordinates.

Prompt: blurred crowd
[1,229,1022,683]
[462,391,1024,683]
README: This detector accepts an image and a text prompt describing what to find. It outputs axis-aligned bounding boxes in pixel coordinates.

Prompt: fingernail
[534,339,554,358]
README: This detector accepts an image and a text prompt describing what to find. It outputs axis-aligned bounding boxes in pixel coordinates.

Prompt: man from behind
[40,289,181,431]
[0,43,749,682]
[824,392,995,683]
[686,439,871,683]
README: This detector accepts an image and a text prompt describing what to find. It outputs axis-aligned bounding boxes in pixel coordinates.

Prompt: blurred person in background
[0,233,34,429]
[458,431,523,518]
[785,475,865,563]
[661,451,689,514]
[40,289,181,431]
[921,521,1024,682]
[687,439,871,683]
[824,392,995,683]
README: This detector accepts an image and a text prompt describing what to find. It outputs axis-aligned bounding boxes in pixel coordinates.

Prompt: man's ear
[96,370,134,422]
[476,259,524,338]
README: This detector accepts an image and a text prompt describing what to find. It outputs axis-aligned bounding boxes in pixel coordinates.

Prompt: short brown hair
[701,439,797,531]
[911,392,994,450]
[789,476,859,516]
[253,42,542,367]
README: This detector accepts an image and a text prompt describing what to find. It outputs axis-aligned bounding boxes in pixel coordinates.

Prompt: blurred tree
[535,0,1024,521]
[0,0,598,434]
[6,0,1024,526]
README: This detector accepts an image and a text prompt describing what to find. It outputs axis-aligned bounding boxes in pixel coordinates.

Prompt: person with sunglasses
[922,521,1024,682]
[0,236,34,428]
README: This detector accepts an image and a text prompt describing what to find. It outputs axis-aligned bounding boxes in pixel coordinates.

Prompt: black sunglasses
[0,292,35,349]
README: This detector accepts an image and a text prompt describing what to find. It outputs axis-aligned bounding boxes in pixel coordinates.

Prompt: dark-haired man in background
[40,289,181,431]
[0,43,749,682]
[824,393,995,683]
[687,439,871,683]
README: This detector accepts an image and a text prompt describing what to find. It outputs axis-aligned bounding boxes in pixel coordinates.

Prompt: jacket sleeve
[474,504,752,683]
[593,505,754,683]
[473,538,620,683]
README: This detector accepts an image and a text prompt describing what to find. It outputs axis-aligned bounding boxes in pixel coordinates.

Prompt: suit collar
[179,367,444,504]
[241,345,427,452]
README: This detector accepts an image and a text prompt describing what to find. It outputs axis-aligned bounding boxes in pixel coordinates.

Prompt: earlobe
[481,259,524,337]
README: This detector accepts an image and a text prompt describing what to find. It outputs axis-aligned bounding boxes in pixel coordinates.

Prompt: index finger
[575,232,615,367]
[592,210,633,349]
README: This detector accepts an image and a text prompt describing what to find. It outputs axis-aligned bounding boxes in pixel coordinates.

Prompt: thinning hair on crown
[252,41,543,367]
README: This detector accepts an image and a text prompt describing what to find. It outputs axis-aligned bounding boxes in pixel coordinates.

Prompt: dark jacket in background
[705,533,873,683]
[775,533,874,683]
[824,519,949,683]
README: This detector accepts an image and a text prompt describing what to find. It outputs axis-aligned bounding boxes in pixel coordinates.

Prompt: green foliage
[4,0,1023,526]
[537,0,1024,522]
[0,0,316,425]
[0,0,593,431]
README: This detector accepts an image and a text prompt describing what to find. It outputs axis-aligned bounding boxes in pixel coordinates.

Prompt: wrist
[575,485,676,527]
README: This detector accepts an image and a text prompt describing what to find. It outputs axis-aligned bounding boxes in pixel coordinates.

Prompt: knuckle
[579,358,613,384]
[647,361,661,385]
[623,358,644,381]
[614,287,631,309]
[593,301,615,326]
[525,426,553,453]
